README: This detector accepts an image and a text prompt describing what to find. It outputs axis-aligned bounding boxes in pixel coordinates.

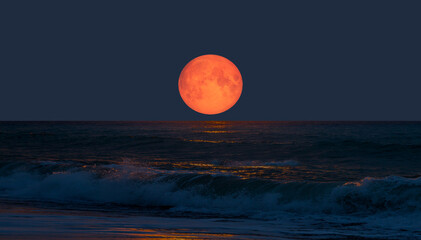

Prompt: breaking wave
[0,161,420,220]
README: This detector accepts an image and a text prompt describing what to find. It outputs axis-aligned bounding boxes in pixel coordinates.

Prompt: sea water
[0,121,420,239]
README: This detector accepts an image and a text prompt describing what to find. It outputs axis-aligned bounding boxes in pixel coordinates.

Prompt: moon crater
[178,54,243,115]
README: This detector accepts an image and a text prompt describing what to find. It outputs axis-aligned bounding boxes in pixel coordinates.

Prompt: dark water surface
[0,121,420,239]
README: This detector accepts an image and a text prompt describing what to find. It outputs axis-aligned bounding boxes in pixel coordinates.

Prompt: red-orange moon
[178,54,243,115]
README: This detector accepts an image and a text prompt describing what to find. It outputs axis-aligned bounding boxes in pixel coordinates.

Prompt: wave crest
[0,162,420,218]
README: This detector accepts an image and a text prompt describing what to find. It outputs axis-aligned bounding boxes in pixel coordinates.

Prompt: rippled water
[0,121,420,239]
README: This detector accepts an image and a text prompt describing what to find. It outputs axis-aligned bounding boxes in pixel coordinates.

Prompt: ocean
[0,121,420,239]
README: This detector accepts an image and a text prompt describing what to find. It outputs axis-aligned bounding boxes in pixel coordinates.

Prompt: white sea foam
[1,165,420,238]
[0,167,420,216]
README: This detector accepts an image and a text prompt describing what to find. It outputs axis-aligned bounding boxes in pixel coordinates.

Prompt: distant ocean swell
[3,129,421,151]
[0,161,420,219]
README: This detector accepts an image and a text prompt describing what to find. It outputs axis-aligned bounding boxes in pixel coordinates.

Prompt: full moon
[178,54,243,115]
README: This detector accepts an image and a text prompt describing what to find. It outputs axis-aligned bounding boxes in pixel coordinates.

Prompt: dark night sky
[1,1,420,120]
